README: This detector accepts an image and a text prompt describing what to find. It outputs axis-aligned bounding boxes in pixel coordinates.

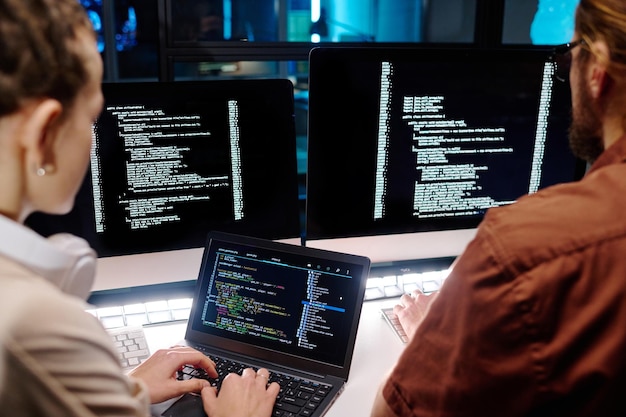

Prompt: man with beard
[370,0,626,416]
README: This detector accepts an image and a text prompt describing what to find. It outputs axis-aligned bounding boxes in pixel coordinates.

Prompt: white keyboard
[107,326,151,371]
[381,307,408,343]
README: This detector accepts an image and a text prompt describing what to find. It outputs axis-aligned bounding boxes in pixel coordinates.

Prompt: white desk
[143,298,405,417]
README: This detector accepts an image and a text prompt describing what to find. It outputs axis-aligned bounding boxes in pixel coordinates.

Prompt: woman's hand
[128,345,218,404]
[202,367,280,417]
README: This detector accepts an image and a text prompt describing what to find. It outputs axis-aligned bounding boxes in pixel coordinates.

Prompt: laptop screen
[187,232,370,373]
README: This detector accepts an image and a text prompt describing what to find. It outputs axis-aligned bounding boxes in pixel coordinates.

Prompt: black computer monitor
[26,79,302,291]
[305,46,585,265]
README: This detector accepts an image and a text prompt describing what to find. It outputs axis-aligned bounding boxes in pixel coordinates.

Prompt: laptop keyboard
[177,355,333,417]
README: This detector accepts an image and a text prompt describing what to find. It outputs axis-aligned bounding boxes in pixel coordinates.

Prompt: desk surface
[143,298,405,417]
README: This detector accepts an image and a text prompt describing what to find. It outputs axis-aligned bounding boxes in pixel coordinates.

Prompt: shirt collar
[586,134,626,175]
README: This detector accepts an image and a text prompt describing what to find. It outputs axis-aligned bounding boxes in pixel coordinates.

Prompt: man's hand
[393,289,437,341]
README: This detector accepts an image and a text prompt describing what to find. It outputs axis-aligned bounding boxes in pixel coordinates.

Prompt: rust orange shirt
[383,135,626,416]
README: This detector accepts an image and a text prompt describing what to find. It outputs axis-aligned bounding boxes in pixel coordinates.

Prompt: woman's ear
[20,99,63,175]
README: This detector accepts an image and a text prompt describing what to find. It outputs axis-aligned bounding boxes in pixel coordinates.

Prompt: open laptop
[152,231,370,417]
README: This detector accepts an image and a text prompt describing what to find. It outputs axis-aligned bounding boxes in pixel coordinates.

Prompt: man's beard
[568,75,604,164]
